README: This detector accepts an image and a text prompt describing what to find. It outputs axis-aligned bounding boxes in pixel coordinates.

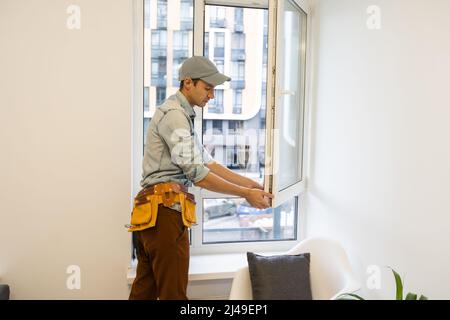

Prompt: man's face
[183,78,215,108]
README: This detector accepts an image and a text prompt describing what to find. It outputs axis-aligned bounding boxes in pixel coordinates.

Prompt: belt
[134,182,195,207]
[128,182,197,231]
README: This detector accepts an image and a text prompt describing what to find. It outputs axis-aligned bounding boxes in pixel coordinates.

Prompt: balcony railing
[157,19,167,29]
[210,18,226,28]
[151,76,167,87]
[180,19,193,30]
[230,80,245,89]
[173,49,189,59]
[151,47,167,57]
[231,49,246,61]
[208,105,224,114]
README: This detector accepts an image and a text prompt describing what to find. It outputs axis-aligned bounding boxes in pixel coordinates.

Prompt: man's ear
[184,77,193,89]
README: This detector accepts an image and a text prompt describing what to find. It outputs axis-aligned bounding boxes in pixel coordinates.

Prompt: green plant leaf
[336,293,365,300]
[405,292,417,300]
[388,267,403,300]
[418,295,428,300]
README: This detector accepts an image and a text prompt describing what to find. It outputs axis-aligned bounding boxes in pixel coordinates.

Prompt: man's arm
[206,161,263,190]
[194,171,273,209]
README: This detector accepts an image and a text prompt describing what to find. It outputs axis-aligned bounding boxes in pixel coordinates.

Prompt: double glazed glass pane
[203,197,297,243]
[202,6,268,185]
[276,0,306,191]
[143,0,194,148]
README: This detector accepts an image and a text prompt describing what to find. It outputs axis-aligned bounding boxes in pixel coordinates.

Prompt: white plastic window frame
[131,0,313,255]
[264,0,310,208]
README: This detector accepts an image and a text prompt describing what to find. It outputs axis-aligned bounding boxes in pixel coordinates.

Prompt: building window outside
[208,89,224,113]
[228,120,243,134]
[234,8,243,32]
[233,90,242,114]
[157,0,167,29]
[215,59,224,73]
[231,33,246,61]
[204,32,209,58]
[212,120,222,134]
[214,32,225,58]
[156,87,166,106]
[180,0,193,30]
[151,58,167,87]
[231,61,245,89]
[210,6,226,28]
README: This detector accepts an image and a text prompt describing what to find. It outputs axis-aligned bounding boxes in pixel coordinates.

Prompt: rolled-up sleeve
[157,110,210,183]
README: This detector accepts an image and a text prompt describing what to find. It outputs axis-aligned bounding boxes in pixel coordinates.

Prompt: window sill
[127,251,284,284]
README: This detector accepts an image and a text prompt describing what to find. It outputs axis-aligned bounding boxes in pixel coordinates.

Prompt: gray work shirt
[141,91,213,191]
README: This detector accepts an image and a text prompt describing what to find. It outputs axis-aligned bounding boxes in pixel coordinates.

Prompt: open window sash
[264,0,308,208]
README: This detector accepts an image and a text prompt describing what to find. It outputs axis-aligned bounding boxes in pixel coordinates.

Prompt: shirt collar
[176,91,196,120]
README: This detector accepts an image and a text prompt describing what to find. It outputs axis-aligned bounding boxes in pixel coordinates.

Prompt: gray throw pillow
[247,252,312,300]
[0,284,10,300]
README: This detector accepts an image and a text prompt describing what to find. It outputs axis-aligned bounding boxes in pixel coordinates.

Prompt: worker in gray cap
[128,56,273,300]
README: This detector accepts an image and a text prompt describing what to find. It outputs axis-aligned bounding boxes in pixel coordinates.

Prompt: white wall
[0,0,133,299]
[307,0,450,299]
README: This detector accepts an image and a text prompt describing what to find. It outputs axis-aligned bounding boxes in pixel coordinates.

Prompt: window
[215,59,224,73]
[231,33,245,61]
[210,6,226,28]
[157,0,167,29]
[212,120,222,134]
[151,30,167,47]
[151,58,167,86]
[156,87,166,106]
[204,32,209,58]
[151,30,167,59]
[208,89,223,113]
[136,0,309,252]
[232,61,245,79]
[233,90,242,114]
[231,61,245,89]
[203,197,297,243]
[214,32,225,58]
[228,120,243,134]
[264,0,307,208]
[173,31,189,85]
[173,30,189,50]
[142,0,194,154]
[172,59,183,86]
[234,8,244,32]
[180,0,193,30]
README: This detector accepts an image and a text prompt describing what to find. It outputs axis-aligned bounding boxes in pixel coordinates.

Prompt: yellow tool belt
[126,182,196,232]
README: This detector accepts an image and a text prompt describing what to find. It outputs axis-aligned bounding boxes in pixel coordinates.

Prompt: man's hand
[245,189,274,209]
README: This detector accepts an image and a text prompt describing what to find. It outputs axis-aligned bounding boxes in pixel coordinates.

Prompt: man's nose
[208,90,215,99]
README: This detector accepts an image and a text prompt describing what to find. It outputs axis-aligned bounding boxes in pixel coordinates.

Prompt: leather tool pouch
[126,183,197,231]
[127,195,158,232]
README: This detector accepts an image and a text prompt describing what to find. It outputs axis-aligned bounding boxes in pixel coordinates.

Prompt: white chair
[229,237,360,300]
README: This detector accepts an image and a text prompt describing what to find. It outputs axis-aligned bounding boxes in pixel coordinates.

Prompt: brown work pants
[129,204,189,300]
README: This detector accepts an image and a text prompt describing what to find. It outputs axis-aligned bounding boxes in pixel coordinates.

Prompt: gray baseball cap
[178,56,231,86]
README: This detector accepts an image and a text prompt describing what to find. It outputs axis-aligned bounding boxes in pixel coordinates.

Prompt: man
[129,56,273,300]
